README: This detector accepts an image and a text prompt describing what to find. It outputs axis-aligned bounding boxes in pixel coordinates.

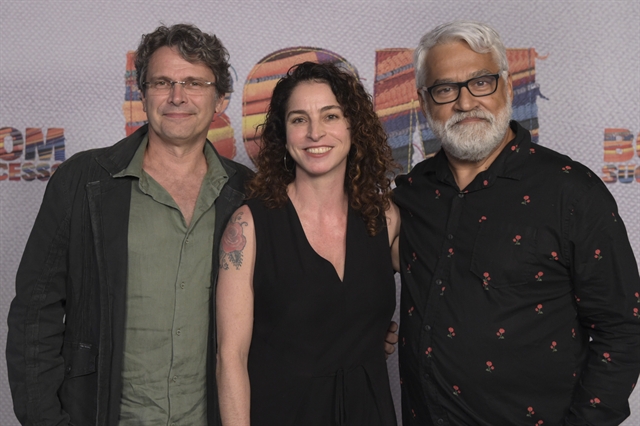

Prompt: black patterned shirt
[394,121,640,426]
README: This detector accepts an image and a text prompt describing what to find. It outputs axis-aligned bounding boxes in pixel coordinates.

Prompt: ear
[505,72,514,101]
[141,91,147,113]
[214,93,226,114]
[417,90,429,118]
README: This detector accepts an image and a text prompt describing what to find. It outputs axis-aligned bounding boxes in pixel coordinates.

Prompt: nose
[453,86,478,112]
[168,82,187,105]
[307,119,325,141]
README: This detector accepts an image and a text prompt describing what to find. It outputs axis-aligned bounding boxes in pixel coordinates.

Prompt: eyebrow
[147,75,214,82]
[286,104,342,119]
[430,69,497,85]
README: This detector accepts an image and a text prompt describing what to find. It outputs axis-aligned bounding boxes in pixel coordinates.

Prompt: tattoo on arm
[219,211,248,270]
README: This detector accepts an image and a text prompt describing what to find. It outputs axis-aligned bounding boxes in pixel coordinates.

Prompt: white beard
[426,100,513,162]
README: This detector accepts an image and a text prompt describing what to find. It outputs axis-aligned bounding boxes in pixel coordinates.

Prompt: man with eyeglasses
[392,21,640,425]
[6,24,252,425]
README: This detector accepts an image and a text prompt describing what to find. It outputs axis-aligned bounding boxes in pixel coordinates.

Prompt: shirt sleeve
[565,180,640,425]
[6,165,72,426]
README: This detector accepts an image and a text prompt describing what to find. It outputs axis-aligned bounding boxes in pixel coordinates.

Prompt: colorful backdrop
[1,0,638,424]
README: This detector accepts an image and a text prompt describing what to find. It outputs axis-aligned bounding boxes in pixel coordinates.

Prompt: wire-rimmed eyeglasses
[142,78,215,95]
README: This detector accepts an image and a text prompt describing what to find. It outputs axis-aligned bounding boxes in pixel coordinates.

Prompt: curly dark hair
[135,23,232,98]
[248,61,398,236]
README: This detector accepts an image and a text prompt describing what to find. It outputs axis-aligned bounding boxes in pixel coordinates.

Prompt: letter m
[24,128,66,162]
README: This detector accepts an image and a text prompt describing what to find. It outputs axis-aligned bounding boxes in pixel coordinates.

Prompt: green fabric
[117,136,228,425]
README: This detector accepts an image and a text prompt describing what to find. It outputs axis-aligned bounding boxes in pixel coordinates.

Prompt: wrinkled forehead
[147,46,216,79]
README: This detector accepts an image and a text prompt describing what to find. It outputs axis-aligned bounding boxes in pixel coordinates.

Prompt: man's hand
[384,321,399,358]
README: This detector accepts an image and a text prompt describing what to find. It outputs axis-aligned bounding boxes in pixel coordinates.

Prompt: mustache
[446,109,495,128]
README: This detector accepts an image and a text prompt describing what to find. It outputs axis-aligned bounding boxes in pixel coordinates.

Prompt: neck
[446,126,515,190]
[144,136,208,177]
[287,174,348,214]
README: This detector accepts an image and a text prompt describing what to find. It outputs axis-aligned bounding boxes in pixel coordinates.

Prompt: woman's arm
[386,200,401,272]
[216,205,256,426]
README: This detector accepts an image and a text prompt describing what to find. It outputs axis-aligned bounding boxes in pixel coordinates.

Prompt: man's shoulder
[395,155,438,187]
[218,155,254,190]
[56,126,146,176]
[525,143,604,194]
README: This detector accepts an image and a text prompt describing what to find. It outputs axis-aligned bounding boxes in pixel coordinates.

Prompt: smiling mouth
[306,147,332,154]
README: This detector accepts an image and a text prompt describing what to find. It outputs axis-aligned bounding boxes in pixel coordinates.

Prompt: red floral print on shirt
[522,195,530,205]
[535,271,544,281]
[526,406,535,417]
[408,306,414,316]
[635,292,639,303]
[562,165,572,173]
[594,249,603,260]
[550,341,558,352]
[511,144,520,153]
[549,251,559,261]
[513,235,521,245]
[440,286,446,296]
[435,189,440,199]
[590,397,601,408]
[482,272,491,290]
[535,304,544,314]
[452,385,461,396]
[425,347,432,358]
[602,352,611,363]
[447,327,456,338]
[486,361,495,372]
[447,248,454,257]
[496,328,505,339]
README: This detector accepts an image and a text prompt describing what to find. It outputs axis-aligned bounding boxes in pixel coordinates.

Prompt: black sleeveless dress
[246,198,397,426]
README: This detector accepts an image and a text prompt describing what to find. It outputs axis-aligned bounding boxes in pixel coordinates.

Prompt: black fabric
[394,121,640,426]
[246,198,397,426]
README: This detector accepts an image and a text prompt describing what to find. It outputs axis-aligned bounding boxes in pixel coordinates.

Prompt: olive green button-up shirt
[116,136,228,425]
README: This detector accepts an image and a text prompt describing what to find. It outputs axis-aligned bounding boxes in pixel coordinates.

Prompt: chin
[428,104,512,162]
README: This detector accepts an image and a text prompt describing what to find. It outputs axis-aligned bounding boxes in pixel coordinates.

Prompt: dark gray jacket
[6,125,252,425]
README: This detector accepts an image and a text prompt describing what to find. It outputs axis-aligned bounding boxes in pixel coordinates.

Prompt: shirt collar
[113,136,229,197]
[114,134,148,179]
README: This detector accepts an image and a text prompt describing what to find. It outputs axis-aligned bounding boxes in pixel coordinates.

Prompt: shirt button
[437,419,444,425]
[180,282,185,289]
[435,279,442,285]
[424,325,431,331]
[172,376,178,382]
[458,193,464,198]
[176,329,181,336]
[447,234,454,240]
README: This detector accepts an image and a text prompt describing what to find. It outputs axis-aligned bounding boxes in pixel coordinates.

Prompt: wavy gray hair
[413,21,509,90]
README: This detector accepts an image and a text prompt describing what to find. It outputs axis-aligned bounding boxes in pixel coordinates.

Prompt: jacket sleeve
[6,164,74,426]
[565,181,640,425]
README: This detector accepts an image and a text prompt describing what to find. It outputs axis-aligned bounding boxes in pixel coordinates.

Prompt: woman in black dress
[216,62,400,426]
